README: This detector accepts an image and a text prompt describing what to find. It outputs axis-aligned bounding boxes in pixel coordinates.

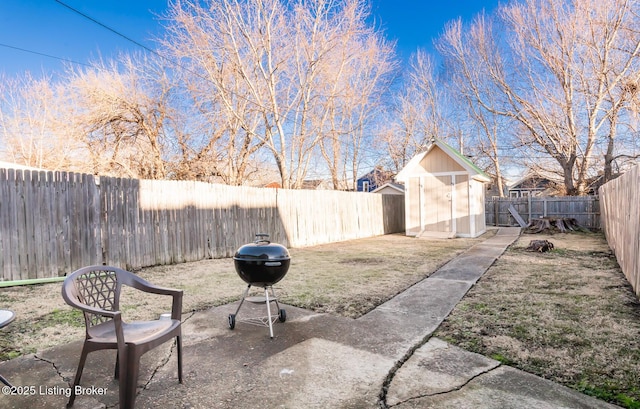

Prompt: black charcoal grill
[228,234,289,338]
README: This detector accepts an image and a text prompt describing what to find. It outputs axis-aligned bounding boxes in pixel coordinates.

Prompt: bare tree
[438,16,509,197]
[164,0,393,189]
[437,0,640,195]
[314,7,396,190]
[0,73,82,170]
[383,51,443,172]
[503,0,640,194]
[63,55,173,179]
[162,0,267,185]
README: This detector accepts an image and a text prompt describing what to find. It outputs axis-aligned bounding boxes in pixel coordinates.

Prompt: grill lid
[233,234,290,261]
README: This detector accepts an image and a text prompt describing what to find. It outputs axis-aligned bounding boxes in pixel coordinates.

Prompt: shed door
[455,174,470,235]
[421,175,452,233]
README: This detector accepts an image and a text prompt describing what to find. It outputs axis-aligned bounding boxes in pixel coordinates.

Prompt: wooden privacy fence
[485,196,600,229]
[599,166,640,298]
[0,169,404,282]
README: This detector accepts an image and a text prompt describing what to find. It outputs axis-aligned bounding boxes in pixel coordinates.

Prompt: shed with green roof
[395,139,490,238]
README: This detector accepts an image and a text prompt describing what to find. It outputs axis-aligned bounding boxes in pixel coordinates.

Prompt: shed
[371,182,404,195]
[396,139,490,238]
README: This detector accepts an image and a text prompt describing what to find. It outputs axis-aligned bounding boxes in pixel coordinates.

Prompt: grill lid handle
[254,233,270,244]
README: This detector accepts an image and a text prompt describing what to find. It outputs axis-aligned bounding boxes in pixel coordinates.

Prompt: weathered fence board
[485,196,600,229]
[600,166,640,299]
[0,170,404,281]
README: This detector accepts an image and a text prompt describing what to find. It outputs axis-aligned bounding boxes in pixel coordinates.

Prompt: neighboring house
[508,175,558,197]
[356,166,394,192]
[486,177,508,198]
[586,173,621,195]
[371,182,405,195]
[506,173,620,197]
[262,180,331,190]
[300,179,331,190]
[396,138,490,238]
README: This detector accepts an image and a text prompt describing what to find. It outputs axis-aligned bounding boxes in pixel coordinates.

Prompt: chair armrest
[125,274,183,320]
[68,299,120,320]
[123,272,180,295]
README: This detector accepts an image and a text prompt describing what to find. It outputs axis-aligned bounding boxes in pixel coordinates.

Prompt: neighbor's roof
[507,171,564,190]
[0,161,45,171]
[372,182,405,194]
[395,139,490,183]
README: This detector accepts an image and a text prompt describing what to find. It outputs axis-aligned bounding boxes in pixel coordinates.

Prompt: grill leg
[264,287,274,338]
[269,286,281,311]
[234,284,251,316]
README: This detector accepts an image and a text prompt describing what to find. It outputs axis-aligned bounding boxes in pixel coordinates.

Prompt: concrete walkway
[0,227,620,408]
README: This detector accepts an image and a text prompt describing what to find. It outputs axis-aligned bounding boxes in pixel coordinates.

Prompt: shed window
[362,181,370,192]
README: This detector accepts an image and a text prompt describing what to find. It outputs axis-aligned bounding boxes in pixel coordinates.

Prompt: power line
[0,42,91,68]
[49,1,446,174]
[54,0,159,58]
[51,1,397,163]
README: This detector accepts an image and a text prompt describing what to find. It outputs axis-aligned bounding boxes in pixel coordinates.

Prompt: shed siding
[406,177,421,235]
[420,146,465,173]
[474,180,487,234]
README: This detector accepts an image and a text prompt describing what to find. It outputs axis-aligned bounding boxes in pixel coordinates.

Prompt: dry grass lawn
[435,231,640,409]
[0,232,488,360]
[2,229,639,408]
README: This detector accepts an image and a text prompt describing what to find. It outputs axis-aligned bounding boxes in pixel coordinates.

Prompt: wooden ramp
[508,205,528,228]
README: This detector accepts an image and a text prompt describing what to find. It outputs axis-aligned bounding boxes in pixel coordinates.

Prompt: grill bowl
[233,237,290,287]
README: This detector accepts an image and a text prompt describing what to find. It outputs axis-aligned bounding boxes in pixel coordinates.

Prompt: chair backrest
[62,266,126,332]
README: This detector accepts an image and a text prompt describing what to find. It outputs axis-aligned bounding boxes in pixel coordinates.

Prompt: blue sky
[0,0,500,77]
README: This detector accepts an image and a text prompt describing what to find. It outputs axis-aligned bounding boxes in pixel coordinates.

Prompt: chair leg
[0,373,13,387]
[67,343,90,408]
[118,345,129,409]
[114,350,119,379]
[123,348,141,409]
[176,335,183,384]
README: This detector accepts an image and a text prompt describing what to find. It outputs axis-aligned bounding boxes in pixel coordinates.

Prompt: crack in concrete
[386,363,501,407]
[378,334,435,409]
[139,310,194,393]
[34,354,68,386]
[141,342,176,392]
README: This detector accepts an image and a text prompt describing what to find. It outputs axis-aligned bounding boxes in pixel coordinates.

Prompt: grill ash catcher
[229,234,290,338]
